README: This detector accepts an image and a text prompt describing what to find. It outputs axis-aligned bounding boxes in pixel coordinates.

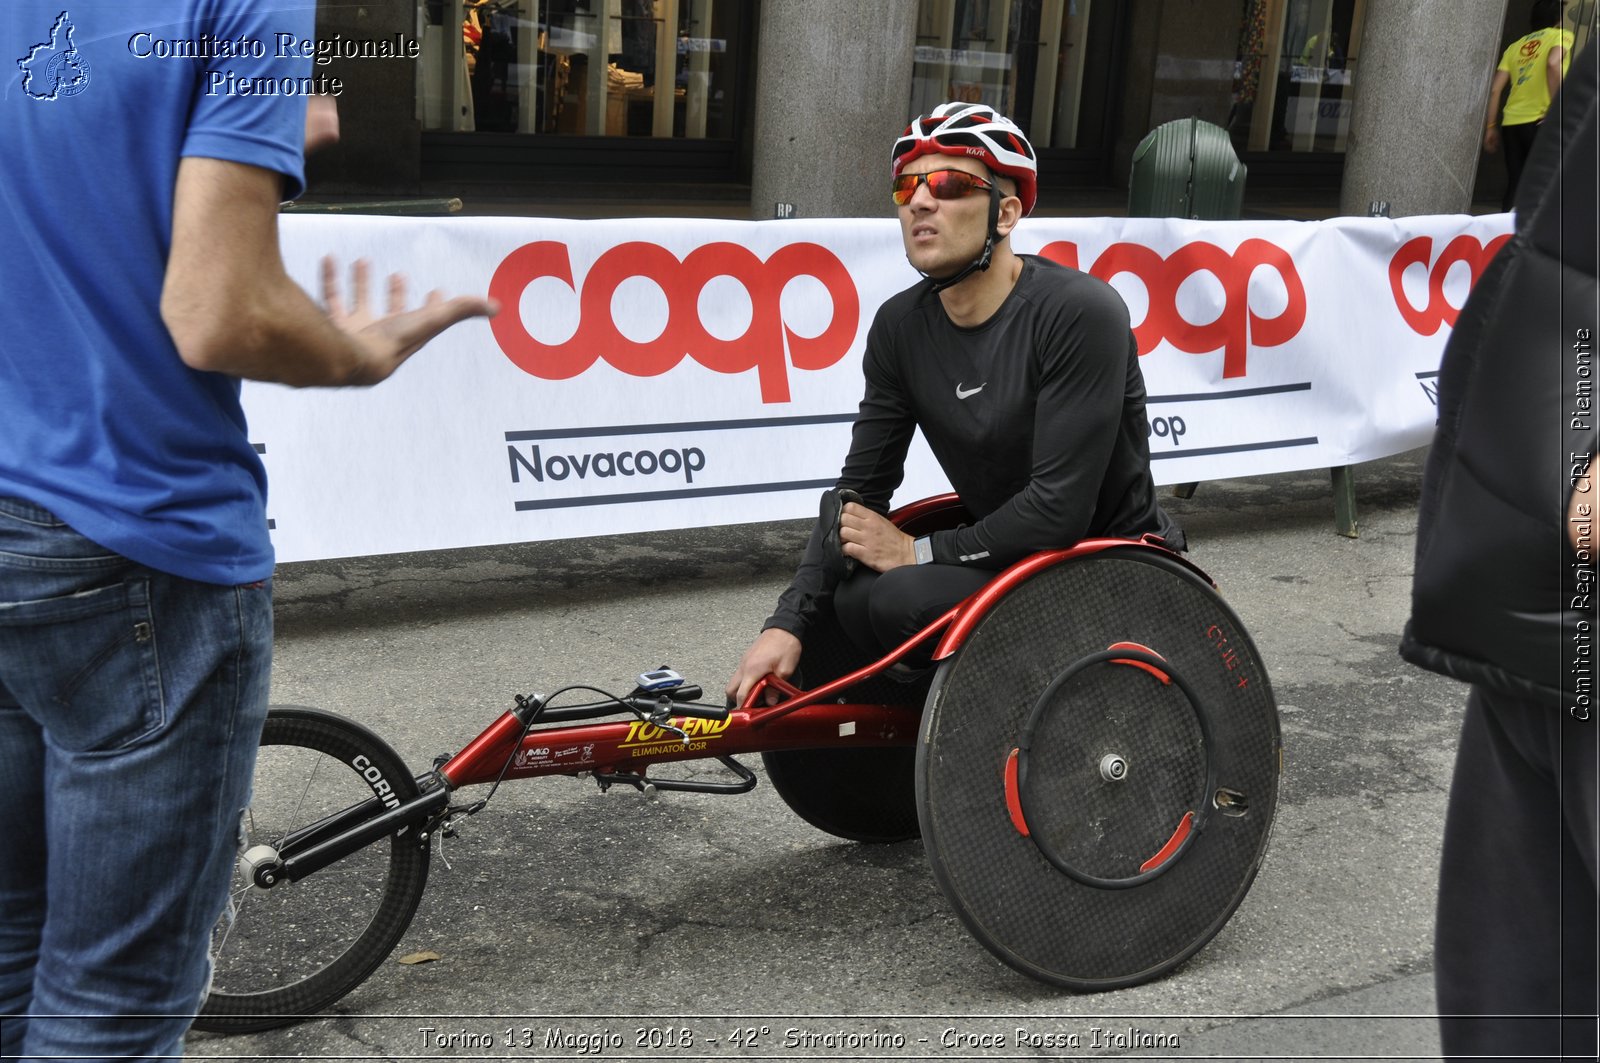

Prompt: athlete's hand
[840,502,915,572]
[726,628,803,707]
[1484,126,1501,154]
[322,257,497,385]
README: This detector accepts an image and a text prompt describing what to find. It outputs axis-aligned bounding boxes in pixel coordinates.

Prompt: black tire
[916,547,1280,989]
[762,611,928,843]
[194,707,432,1034]
[762,745,920,843]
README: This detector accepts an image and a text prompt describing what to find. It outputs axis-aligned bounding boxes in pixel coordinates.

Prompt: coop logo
[17,11,92,100]
[1039,239,1306,378]
[488,241,860,404]
[1387,234,1511,336]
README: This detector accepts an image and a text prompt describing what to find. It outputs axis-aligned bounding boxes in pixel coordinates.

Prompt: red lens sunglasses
[891,168,994,206]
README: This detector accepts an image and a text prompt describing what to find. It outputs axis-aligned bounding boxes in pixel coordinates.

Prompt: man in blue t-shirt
[0,4,493,1056]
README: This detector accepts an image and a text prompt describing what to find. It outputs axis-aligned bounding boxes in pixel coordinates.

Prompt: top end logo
[488,240,860,404]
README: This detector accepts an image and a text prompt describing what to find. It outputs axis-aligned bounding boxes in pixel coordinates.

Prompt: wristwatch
[913,535,934,566]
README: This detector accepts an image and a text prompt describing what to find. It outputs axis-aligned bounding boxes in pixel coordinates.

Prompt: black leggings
[1501,120,1542,212]
[832,563,994,662]
[1434,685,1598,1060]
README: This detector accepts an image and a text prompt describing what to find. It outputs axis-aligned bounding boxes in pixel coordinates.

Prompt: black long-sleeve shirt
[766,255,1178,639]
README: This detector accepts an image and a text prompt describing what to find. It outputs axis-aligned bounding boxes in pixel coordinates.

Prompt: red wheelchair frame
[197,492,1253,1034]
[441,493,1204,789]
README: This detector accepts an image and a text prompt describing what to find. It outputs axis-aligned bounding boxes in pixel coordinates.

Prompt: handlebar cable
[451,684,630,819]
[451,682,734,821]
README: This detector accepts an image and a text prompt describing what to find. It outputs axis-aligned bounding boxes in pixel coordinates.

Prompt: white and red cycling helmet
[892,102,1038,216]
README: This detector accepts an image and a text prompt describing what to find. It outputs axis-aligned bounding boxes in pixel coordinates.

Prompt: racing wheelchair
[195,494,1280,1033]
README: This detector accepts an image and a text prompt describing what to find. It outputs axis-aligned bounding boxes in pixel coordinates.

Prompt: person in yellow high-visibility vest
[1484,0,1575,210]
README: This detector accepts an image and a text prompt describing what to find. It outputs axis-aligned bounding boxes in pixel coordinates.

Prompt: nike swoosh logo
[956,382,986,400]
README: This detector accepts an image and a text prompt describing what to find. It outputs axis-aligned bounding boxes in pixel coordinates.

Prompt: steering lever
[646,704,693,745]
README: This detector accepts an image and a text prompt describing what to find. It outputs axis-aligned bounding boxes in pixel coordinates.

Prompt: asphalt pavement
[187,448,1466,1062]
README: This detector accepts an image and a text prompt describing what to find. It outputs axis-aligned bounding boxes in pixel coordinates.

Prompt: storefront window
[1229,0,1365,153]
[1572,0,1598,55]
[910,0,1097,149]
[417,0,747,137]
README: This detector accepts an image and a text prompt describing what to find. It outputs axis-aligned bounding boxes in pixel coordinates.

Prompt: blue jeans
[0,496,272,1059]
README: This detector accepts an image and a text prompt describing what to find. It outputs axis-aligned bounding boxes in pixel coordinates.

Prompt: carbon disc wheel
[916,547,1279,989]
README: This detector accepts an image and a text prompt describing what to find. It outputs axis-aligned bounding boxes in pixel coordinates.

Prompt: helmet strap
[924,181,1001,295]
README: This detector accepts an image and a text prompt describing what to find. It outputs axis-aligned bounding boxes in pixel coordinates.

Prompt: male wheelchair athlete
[195,494,1280,1034]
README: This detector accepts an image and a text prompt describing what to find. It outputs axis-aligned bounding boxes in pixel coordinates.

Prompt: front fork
[240,775,451,889]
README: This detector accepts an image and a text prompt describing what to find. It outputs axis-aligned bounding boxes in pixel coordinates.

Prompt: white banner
[248,212,1512,562]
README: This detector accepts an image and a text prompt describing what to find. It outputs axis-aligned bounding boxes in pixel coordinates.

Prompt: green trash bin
[1128,117,1246,220]
[1130,117,1248,507]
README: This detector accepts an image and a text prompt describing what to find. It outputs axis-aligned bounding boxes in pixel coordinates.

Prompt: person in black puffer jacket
[1400,40,1597,1063]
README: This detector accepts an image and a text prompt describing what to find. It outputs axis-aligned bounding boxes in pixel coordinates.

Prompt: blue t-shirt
[1,2,312,583]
